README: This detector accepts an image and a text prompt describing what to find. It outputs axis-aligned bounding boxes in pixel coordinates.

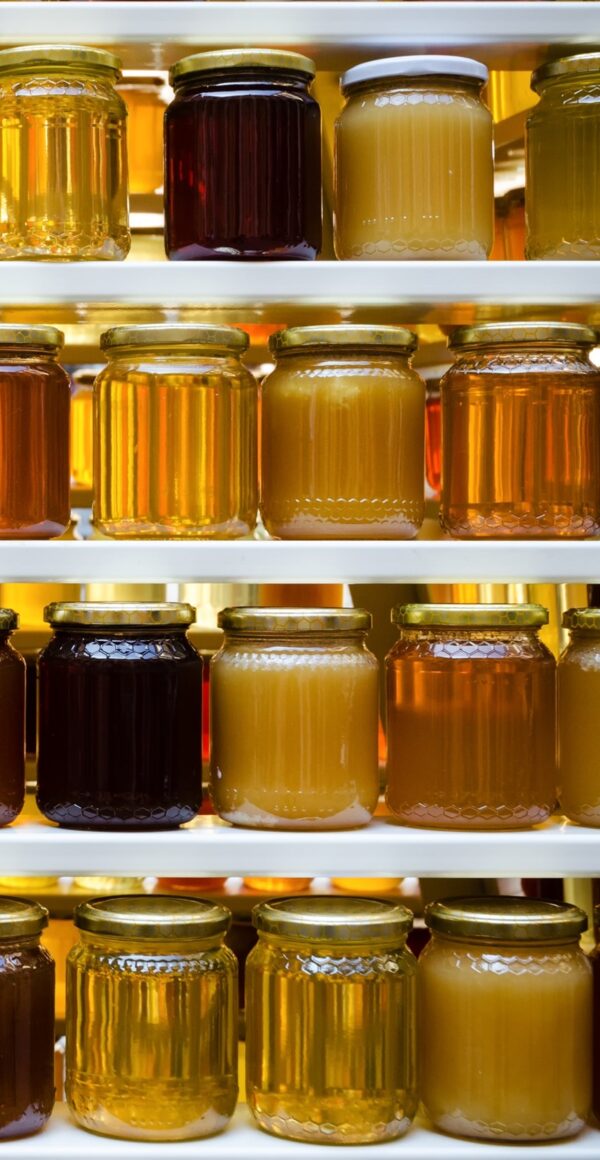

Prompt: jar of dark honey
[0,608,25,826]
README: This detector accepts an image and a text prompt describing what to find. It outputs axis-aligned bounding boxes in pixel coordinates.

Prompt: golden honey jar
[559,608,600,827]
[246,897,418,1144]
[66,896,238,1141]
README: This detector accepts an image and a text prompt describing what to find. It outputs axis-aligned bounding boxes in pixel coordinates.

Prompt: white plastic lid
[341,54,489,93]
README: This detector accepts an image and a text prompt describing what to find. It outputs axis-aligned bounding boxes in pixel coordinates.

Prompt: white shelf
[4,815,600,878]
[1,539,600,584]
[5,1105,600,1159]
[0,3,597,71]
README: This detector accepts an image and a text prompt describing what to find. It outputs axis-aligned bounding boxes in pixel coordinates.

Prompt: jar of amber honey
[0,45,129,260]
[246,897,417,1144]
[441,322,600,538]
[591,904,600,1121]
[386,603,556,829]
[0,899,55,1139]
[210,608,379,829]
[66,896,238,1141]
[37,602,203,829]
[0,609,25,826]
[0,325,70,538]
[420,897,591,1141]
[527,53,600,259]
[335,55,493,260]
[559,608,600,826]
[261,325,425,539]
[166,49,321,260]
[94,324,258,538]
[117,72,169,197]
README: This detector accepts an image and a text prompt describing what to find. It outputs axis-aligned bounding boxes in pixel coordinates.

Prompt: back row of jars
[1,599,600,831]
[2,44,600,261]
[4,319,600,540]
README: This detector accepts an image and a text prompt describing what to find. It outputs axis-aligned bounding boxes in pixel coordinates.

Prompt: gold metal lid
[0,898,48,938]
[270,324,418,355]
[426,897,588,942]
[392,603,548,628]
[253,896,413,943]
[563,607,600,632]
[533,52,600,90]
[75,896,231,940]
[0,44,122,77]
[450,321,597,350]
[101,323,249,354]
[45,602,196,628]
[0,323,64,350]
[171,48,316,85]
[0,608,18,631]
[218,607,372,632]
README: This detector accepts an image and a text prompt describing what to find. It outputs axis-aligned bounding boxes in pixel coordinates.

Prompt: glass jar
[0,325,70,538]
[66,896,238,1141]
[0,609,25,826]
[0,899,55,1139]
[70,367,97,492]
[425,379,442,497]
[420,897,592,1141]
[210,608,380,829]
[246,897,418,1144]
[166,49,321,260]
[559,608,600,826]
[37,602,203,829]
[0,45,129,260]
[261,325,425,539]
[591,904,600,1121]
[527,53,600,260]
[386,604,557,829]
[94,324,258,538]
[441,322,600,538]
[117,72,169,197]
[335,55,493,260]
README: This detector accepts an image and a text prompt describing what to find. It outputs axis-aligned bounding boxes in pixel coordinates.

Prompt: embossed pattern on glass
[419,933,592,1140]
[0,628,25,825]
[0,934,55,1139]
[559,626,600,825]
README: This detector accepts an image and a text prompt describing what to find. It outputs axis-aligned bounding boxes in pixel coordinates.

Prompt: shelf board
[0,3,599,71]
[5,1104,600,1159]
[4,814,600,878]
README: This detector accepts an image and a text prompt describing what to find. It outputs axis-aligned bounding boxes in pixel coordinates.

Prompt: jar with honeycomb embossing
[420,897,592,1141]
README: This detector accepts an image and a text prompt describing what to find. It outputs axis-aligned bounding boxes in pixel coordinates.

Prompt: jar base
[249,1100,414,1145]
[441,507,600,539]
[217,801,375,831]
[428,1109,587,1143]
[0,1110,51,1140]
[387,805,552,831]
[93,517,255,539]
[37,802,200,830]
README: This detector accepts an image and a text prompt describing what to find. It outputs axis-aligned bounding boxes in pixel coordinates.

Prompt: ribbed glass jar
[0,44,129,260]
[441,322,600,538]
[246,897,418,1144]
[66,896,238,1141]
[261,326,425,539]
[386,604,557,829]
[559,608,600,826]
[420,898,592,1141]
[0,609,25,826]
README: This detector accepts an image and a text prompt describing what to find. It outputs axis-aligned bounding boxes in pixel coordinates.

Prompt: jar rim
[44,602,197,628]
[218,606,372,633]
[170,48,316,85]
[270,324,418,355]
[75,895,231,940]
[0,608,18,631]
[532,51,600,91]
[100,323,249,355]
[0,323,64,351]
[450,321,598,350]
[253,896,413,943]
[392,603,549,629]
[426,897,588,941]
[0,898,48,938]
[0,43,121,77]
[563,607,600,632]
[341,54,488,94]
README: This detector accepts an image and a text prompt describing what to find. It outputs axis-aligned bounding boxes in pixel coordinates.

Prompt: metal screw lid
[218,607,372,632]
[171,48,316,86]
[342,54,489,94]
[270,324,418,355]
[75,895,232,940]
[100,323,249,354]
[45,602,196,628]
[563,607,600,632]
[253,896,413,943]
[0,898,49,938]
[0,323,64,350]
[392,603,549,628]
[533,52,600,91]
[0,44,122,77]
[0,608,19,631]
[450,321,597,351]
[426,897,588,942]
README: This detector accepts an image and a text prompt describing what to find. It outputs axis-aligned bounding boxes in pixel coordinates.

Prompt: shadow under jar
[94,324,258,539]
[36,601,203,829]
[441,322,600,538]
[420,897,592,1141]
[0,899,55,1140]
[335,55,493,260]
[0,44,129,261]
[210,607,380,830]
[246,897,418,1145]
[261,325,425,539]
[0,609,25,826]
[165,49,321,261]
[386,603,557,830]
[66,896,238,1141]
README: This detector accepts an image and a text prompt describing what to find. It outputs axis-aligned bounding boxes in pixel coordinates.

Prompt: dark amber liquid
[0,634,26,826]
[592,946,600,1121]
[425,390,441,496]
[0,937,55,1139]
[37,627,203,829]
[165,69,322,260]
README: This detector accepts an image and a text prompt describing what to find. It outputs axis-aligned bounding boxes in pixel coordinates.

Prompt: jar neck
[432,931,580,952]
[346,75,484,100]
[455,341,593,360]
[398,625,540,640]
[0,934,41,952]
[175,68,311,97]
[52,625,190,638]
[258,930,408,954]
[274,347,414,366]
[0,344,59,363]
[223,629,368,647]
[105,343,241,362]
[78,929,226,954]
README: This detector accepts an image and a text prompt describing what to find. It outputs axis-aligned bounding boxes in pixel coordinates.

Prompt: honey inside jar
[559,608,600,826]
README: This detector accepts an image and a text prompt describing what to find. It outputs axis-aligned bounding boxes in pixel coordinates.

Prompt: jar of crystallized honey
[210,607,380,830]
[66,896,238,1141]
[441,322,600,538]
[246,896,418,1144]
[559,608,600,827]
[261,325,425,539]
[420,897,592,1141]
